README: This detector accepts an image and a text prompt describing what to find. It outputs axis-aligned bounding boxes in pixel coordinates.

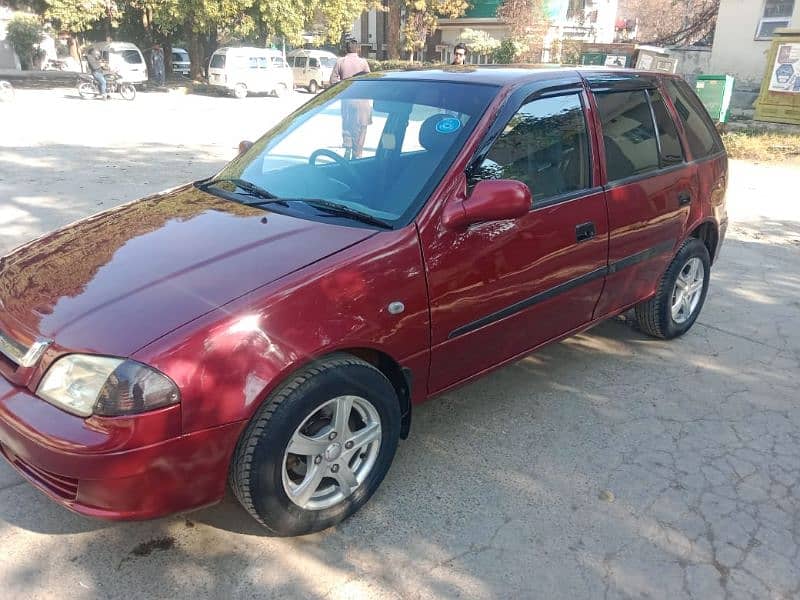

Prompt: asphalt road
[1,88,799,600]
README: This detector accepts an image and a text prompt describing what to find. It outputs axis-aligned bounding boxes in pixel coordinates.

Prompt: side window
[295,56,307,68]
[309,58,319,68]
[258,57,269,69]
[664,79,723,160]
[248,56,259,69]
[473,93,591,203]
[595,90,659,182]
[648,88,684,166]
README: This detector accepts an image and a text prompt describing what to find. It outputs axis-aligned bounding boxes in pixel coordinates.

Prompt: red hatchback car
[0,68,727,535]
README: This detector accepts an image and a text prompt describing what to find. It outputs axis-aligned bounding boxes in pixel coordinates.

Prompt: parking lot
[1,87,799,599]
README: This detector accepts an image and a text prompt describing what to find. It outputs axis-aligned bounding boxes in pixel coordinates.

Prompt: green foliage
[45,0,112,34]
[457,28,500,57]
[401,0,469,56]
[492,38,523,63]
[6,13,44,70]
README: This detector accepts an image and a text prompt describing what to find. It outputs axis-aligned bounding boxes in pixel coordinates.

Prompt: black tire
[307,80,318,94]
[119,83,136,100]
[77,81,96,99]
[634,238,710,339]
[229,353,401,536]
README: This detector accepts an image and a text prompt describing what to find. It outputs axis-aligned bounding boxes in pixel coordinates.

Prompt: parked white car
[172,47,190,77]
[208,47,293,99]
[85,42,148,85]
[287,49,337,93]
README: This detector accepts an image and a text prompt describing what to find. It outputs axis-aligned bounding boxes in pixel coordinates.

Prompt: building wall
[710,0,800,90]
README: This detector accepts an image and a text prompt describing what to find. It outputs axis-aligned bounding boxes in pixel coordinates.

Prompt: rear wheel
[307,80,318,94]
[233,83,247,99]
[77,81,96,99]
[119,83,136,100]
[230,354,401,536]
[273,82,288,98]
[634,238,710,339]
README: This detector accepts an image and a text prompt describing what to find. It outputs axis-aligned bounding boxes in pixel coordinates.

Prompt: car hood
[0,185,375,357]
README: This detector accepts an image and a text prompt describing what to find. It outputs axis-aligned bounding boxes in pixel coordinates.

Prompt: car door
[584,74,696,318]
[421,86,609,394]
[294,55,307,86]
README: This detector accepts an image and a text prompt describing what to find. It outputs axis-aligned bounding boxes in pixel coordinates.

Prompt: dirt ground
[1,88,799,600]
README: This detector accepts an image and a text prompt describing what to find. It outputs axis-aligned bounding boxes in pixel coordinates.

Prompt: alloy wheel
[671,257,705,324]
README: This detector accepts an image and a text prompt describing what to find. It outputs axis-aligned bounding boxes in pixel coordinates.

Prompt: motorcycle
[77,72,136,100]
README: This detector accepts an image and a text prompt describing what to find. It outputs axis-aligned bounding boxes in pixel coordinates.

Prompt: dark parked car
[0,68,727,536]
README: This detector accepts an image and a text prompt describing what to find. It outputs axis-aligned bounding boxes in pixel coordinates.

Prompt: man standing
[329,39,371,160]
[452,43,467,65]
[87,48,108,99]
[152,44,165,87]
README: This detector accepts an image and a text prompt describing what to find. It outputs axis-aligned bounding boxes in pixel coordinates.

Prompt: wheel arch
[688,220,719,265]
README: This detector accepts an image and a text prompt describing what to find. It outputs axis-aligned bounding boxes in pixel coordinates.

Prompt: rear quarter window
[664,78,723,160]
[118,50,143,64]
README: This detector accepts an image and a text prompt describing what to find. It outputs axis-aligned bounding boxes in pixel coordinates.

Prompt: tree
[457,28,500,58]
[620,0,719,46]
[401,0,469,60]
[45,0,117,40]
[6,13,44,69]
[496,0,549,63]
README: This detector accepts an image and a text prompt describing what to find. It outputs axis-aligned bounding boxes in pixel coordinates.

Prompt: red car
[0,68,727,536]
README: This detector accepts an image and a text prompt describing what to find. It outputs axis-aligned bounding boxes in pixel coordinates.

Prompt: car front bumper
[0,375,244,520]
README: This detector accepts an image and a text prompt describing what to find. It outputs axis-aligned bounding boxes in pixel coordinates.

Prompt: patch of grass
[721,130,800,162]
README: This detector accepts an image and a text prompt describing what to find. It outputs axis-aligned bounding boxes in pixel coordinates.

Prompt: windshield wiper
[203,178,276,201]
[246,198,392,229]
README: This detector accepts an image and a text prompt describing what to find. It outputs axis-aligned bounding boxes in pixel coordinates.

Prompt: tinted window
[119,50,142,64]
[664,79,722,160]
[473,94,591,203]
[309,58,319,68]
[595,90,659,181]
[294,56,307,68]
[649,88,684,166]
[210,54,225,69]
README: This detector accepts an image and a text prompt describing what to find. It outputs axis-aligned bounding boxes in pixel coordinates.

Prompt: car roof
[91,42,142,51]
[288,49,336,56]
[215,46,282,55]
[373,66,677,89]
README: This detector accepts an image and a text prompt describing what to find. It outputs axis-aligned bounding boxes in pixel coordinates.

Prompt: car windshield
[117,49,142,64]
[209,79,497,227]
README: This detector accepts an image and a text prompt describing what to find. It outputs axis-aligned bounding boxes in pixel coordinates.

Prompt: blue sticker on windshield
[435,117,461,134]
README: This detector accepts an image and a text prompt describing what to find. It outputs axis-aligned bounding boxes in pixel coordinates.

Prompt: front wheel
[233,83,247,99]
[273,82,288,98]
[229,354,401,536]
[634,238,710,339]
[119,83,136,100]
[77,81,96,99]
[307,80,318,94]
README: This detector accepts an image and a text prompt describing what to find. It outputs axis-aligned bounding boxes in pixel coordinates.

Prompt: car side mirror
[238,140,253,155]
[443,180,531,229]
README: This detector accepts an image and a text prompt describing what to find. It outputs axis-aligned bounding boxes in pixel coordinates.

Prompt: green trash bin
[694,75,735,123]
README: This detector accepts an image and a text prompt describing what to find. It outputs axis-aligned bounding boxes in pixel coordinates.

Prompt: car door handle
[575,222,596,243]
[678,191,692,206]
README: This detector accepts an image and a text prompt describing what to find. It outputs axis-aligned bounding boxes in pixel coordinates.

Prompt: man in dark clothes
[452,43,467,65]
[87,48,108,99]
[329,39,371,159]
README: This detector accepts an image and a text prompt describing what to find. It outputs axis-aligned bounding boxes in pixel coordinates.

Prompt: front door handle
[678,191,692,206]
[575,222,596,243]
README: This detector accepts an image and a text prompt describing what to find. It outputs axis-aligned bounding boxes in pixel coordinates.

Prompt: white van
[87,42,148,84]
[287,49,337,93]
[208,47,293,99]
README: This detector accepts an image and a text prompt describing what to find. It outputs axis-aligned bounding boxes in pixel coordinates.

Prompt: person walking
[329,39,371,160]
[451,43,467,65]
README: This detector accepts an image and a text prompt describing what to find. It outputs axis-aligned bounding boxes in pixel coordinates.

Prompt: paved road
[1,88,799,599]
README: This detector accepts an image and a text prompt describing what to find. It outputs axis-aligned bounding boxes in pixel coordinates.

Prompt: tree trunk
[387,0,401,60]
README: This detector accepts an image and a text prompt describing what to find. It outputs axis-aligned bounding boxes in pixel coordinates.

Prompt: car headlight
[37,354,180,417]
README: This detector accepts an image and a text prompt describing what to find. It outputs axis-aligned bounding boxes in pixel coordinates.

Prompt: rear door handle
[575,222,596,243]
[678,191,692,206]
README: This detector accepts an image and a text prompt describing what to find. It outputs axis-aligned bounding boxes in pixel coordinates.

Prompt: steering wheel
[308,148,363,197]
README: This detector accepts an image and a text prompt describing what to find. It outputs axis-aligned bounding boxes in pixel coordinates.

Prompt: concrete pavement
[1,88,799,599]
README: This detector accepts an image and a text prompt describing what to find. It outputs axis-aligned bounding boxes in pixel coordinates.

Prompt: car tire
[307,80,318,94]
[233,83,247,99]
[229,353,401,536]
[634,238,710,340]
[273,83,288,98]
